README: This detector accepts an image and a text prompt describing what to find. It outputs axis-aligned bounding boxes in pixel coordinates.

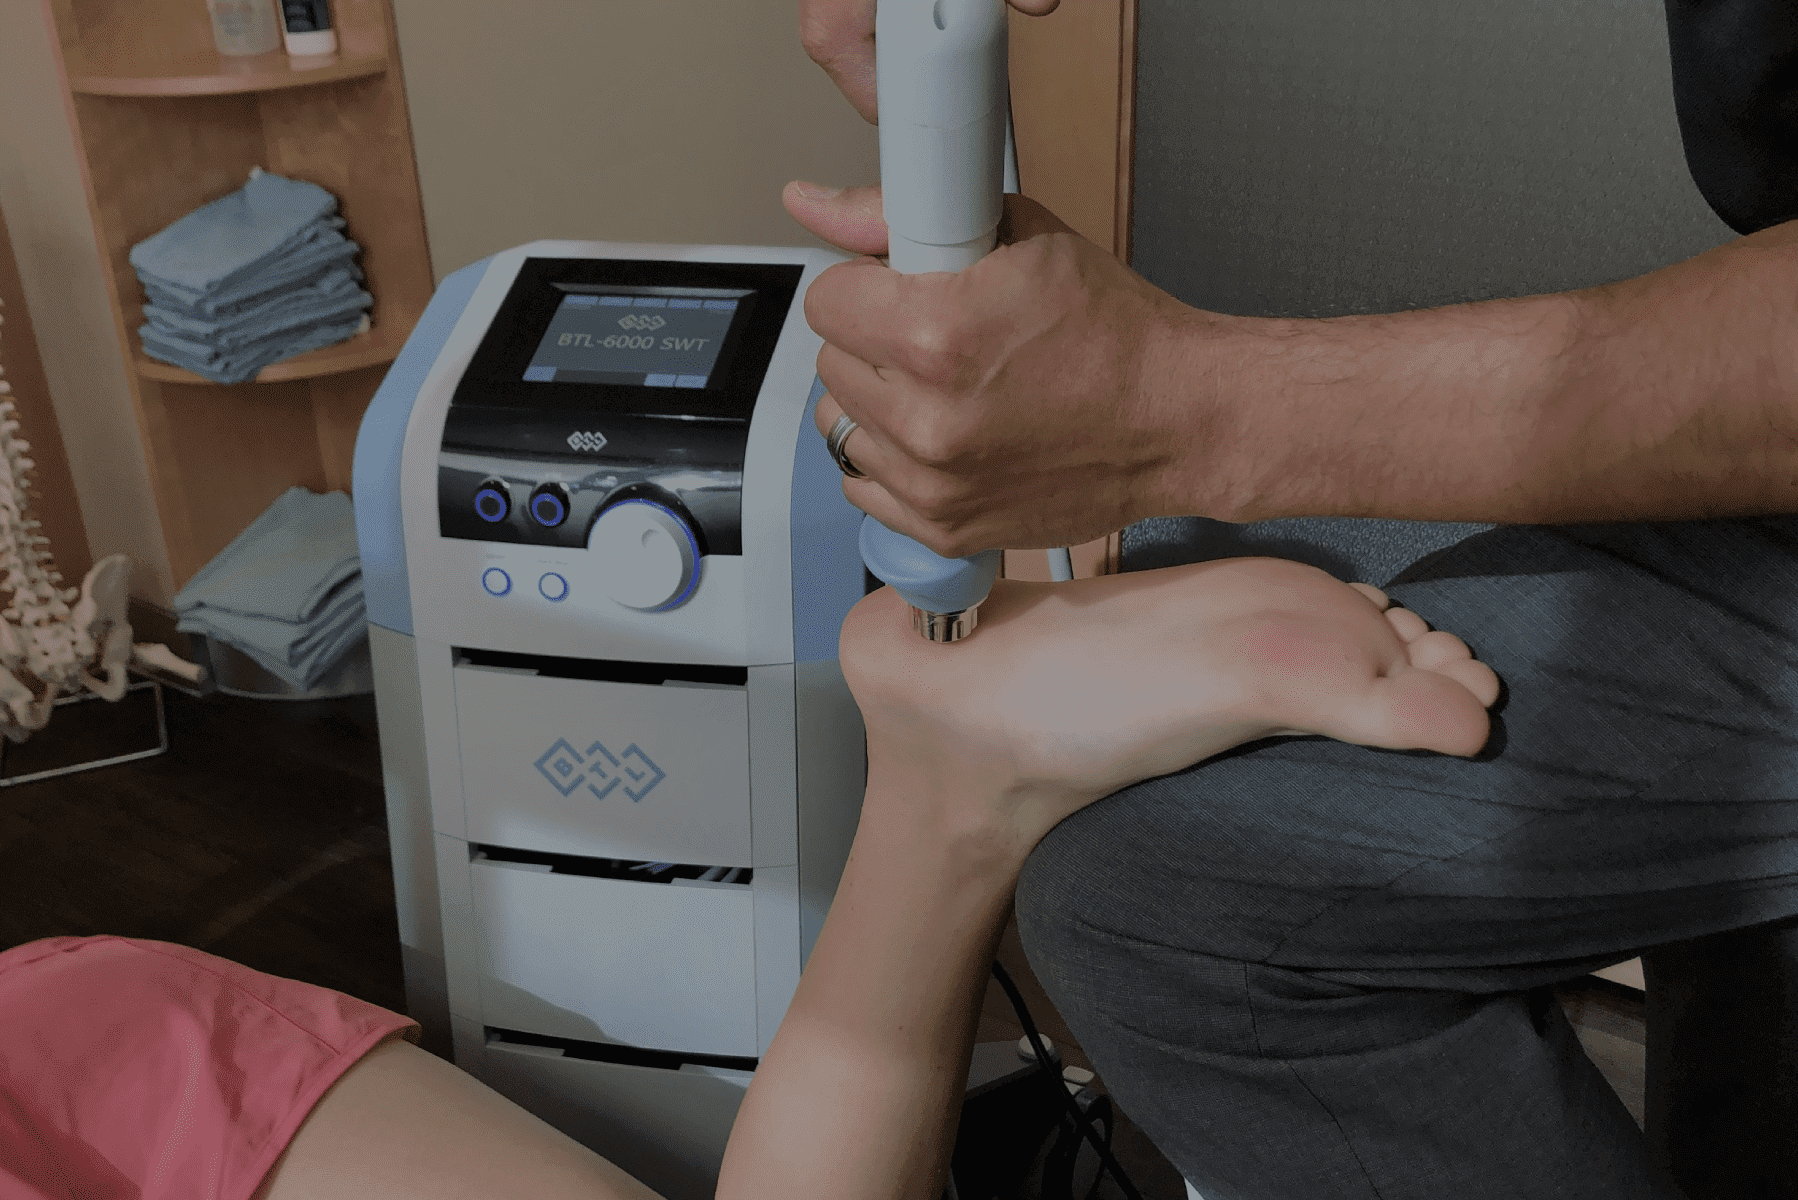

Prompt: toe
[1351,666,1496,757]
[1405,629,1473,670]
[1433,657,1502,708]
[1348,582,1389,609]
[1383,605,1431,643]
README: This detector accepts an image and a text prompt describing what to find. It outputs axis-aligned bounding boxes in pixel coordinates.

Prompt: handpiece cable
[991,960,1145,1200]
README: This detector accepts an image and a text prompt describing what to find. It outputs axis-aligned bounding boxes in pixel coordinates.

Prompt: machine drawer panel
[470,858,759,1057]
[476,1041,749,1200]
[455,665,750,864]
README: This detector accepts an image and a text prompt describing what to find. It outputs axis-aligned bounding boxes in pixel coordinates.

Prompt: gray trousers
[1015,516,1798,1200]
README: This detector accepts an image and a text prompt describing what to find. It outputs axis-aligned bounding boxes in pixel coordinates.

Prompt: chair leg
[1643,912,1798,1200]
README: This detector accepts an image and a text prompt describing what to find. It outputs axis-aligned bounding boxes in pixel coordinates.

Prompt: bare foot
[839,556,1501,846]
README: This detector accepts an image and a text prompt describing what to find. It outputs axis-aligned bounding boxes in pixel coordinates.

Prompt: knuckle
[895,313,967,383]
[902,410,972,470]
[907,474,964,522]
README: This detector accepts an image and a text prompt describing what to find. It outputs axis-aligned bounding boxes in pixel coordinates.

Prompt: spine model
[0,297,202,740]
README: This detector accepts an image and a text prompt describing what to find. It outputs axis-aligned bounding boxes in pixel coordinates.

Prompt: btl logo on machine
[534,737,666,803]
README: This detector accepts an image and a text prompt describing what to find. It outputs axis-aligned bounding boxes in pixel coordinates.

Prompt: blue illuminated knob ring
[481,567,511,596]
[474,480,510,523]
[529,483,571,528]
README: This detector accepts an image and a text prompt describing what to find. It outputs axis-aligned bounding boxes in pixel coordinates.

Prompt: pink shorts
[0,935,420,1200]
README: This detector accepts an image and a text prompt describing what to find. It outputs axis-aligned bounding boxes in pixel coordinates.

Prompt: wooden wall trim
[1113,0,1138,266]
[1004,0,1136,579]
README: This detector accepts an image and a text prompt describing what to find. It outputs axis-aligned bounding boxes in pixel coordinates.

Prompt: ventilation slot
[485,1027,758,1074]
[473,844,752,887]
[456,647,746,688]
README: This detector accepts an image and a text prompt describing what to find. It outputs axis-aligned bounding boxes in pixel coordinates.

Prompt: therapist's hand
[785,181,1244,557]
[800,0,1061,124]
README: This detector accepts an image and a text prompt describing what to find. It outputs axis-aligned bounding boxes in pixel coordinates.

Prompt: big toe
[1349,666,1496,757]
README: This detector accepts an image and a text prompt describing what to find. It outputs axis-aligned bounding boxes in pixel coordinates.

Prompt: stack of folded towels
[173,488,367,692]
[130,168,373,385]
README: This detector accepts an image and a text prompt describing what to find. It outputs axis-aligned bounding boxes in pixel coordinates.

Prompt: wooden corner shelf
[68,48,387,97]
[46,0,435,590]
[133,323,407,385]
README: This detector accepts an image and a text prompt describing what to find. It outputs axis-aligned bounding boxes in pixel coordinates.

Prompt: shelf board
[70,48,387,97]
[134,328,403,386]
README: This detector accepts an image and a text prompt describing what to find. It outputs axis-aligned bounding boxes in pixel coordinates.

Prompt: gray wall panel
[1123,1,1740,581]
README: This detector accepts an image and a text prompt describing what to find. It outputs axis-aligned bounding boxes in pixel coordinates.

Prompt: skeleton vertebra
[0,297,202,741]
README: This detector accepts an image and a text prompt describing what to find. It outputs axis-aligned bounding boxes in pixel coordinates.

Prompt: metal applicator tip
[910,604,979,642]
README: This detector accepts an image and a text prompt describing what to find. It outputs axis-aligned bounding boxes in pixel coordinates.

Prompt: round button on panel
[474,480,510,523]
[529,483,570,528]
[481,567,511,596]
[587,499,700,611]
[539,572,569,602]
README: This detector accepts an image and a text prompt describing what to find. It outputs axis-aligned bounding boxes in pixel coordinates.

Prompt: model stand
[0,296,201,782]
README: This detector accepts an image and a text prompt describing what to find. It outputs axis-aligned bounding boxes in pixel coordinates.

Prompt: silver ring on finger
[826,413,868,480]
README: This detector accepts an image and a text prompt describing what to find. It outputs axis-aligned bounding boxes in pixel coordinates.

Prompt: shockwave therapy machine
[354,4,1052,1199]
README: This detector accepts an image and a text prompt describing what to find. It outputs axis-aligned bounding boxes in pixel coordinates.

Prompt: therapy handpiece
[858,0,1011,642]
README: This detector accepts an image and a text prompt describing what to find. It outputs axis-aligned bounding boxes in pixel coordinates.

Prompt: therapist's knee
[1013,799,1163,1017]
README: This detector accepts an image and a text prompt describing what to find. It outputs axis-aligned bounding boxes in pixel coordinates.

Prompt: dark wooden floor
[0,685,1646,1200]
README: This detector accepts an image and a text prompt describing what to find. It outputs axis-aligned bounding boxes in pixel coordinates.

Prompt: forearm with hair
[1198,220,1798,525]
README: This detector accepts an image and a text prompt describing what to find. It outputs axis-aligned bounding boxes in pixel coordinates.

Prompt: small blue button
[539,573,569,602]
[474,486,509,522]
[482,568,511,596]
[530,491,567,527]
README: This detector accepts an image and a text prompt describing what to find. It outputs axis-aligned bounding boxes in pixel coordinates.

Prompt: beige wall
[0,0,877,605]
[395,0,879,280]
[0,0,174,602]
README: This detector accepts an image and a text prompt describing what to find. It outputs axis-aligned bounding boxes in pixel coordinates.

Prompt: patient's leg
[250,1038,662,1200]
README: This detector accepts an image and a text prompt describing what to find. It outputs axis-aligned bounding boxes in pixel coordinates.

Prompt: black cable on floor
[990,961,1145,1200]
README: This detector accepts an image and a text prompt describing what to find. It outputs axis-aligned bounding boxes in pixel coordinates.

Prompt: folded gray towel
[139,313,370,384]
[174,486,360,622]
[144,283,373,352]
[179,581,366,688]
[129,169,339,298]
[139,225,359,319]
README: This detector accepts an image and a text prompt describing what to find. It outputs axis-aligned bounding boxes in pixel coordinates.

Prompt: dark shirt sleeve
[1664,0,1798,234]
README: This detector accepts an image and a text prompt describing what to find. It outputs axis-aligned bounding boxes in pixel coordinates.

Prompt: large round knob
[588,499,700,611]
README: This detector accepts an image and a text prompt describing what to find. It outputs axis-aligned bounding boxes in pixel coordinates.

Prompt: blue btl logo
[534,737,667,802]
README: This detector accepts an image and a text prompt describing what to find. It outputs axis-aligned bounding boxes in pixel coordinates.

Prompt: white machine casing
[358,239,865,1200]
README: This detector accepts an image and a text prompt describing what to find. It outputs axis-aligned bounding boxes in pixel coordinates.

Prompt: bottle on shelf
[206,0,283,57]
[279,0,339,58]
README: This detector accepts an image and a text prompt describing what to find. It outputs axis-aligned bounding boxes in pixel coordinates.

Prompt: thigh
[1020,515,1798,991]
[0,935,422,1200]
[250,1039,659,1200]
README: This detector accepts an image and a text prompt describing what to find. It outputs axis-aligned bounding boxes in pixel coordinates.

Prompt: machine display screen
[523,287,749,388]
[453,257,802,425]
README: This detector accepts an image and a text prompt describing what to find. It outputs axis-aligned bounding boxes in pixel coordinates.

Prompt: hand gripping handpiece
[858,0,1009,642]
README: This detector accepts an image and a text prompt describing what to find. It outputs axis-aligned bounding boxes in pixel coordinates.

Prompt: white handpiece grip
[877,0,1009,274]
